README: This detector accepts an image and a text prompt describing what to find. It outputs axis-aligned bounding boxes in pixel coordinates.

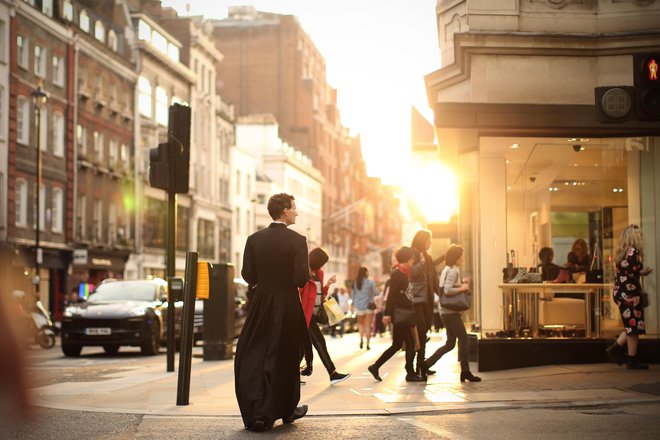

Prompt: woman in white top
[423,245,481,383]
[351,267,378,350]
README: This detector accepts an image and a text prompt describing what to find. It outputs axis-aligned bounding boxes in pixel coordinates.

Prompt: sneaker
[330,371,351,385]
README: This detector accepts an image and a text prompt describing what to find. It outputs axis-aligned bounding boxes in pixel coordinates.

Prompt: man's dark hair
[538,247,554,265]
[309,247,329,271]
[267,193,295,220]
[395,246,414,264]
[445,244,464,267]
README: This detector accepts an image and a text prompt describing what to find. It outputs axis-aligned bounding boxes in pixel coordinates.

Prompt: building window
[109,139,118,168]
[15,179,28,228]
[235,170,241,196]
[93,199,102,241]
[42,0,53,16]
[177,205,189,251]
[93,131,104,161]
[52,187,63,233]
[36,185,45,231]
[17,97,29,145]
[197,219,215,260]
[143,197,165,248]
[77,195,86,239]
[53,112,64,157]
[76,124,87,155]
[0,20,6,63]
[17,35,28,69]
[108,202,116,243]
[80,10,90,32]
[34,45,46,77]
[155,86,168,126]
[120,143,129,169]
[167,42,179,62]
[39,108,47,152]
[138,76,152,118]
[94,21,105,43]
[0,85,3,139]
[152,30,167,54]
[236,207,241,232]
[63,0,73,21]
[52,55,64,87]
[108,30,117,52]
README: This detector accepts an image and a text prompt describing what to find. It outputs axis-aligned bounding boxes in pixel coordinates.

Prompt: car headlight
[128,308,147,317]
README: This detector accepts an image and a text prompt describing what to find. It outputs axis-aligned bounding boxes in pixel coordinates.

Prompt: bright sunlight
[402,162,458,223]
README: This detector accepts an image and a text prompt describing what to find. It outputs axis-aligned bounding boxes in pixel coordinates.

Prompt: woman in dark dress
[606,225,652,369]
[367,247,424,383]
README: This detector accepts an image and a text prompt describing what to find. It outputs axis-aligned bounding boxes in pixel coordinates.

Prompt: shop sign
[73,249,88,265]
[91,258,113,267]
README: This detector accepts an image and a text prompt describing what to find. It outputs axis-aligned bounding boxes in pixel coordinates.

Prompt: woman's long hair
[411,229,432,262]
[616,225,644,262]
[355,267,368,290]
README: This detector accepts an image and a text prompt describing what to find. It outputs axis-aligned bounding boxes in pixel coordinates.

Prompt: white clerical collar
[273,221,287,225]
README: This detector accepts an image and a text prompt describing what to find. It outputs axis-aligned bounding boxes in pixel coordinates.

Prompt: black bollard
[203,263,235,360]
[176,251,198,406]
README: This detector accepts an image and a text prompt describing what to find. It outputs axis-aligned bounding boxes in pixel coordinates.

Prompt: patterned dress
[613,247,646,335]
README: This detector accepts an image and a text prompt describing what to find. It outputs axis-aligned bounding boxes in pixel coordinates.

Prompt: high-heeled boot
[460,371,482,382]
[626,355,649,370]
[605,340,625,365]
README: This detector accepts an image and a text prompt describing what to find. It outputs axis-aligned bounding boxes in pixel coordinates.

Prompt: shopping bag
[323,296,346,326]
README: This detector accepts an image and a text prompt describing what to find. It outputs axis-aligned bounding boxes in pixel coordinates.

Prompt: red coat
[299,269,329,327]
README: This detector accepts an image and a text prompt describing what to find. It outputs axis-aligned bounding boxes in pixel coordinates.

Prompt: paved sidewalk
[31,333,660,416]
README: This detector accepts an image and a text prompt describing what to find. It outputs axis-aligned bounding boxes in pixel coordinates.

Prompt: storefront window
[143,197,165,248]
[504,137,645,338]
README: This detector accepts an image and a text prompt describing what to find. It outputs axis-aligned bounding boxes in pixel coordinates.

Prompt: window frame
[80,10,90,33]
[17,96,30,145]
[53,111,64,157]
[15,178,28,228]
[17,35,28,69]
[51,187,63,234]
[52,55,65,87]
[34,45,47,78]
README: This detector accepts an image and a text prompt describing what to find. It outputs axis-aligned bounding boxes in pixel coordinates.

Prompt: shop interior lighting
[510,143,520,149]
[612,188,624,193]
[567,138,590,142]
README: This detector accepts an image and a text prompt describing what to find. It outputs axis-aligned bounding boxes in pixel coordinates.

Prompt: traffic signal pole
[166,187,177,373]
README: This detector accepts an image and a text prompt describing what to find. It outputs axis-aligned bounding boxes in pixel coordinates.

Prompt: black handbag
[393,307,416,326]
[315,304,329,325]
[440,290,472,312]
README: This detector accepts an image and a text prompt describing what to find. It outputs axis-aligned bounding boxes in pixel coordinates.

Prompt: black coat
[234,223,311,427]
[410,252,439,324]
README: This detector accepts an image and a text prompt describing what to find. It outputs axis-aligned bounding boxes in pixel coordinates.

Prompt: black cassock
[235,222,311,428]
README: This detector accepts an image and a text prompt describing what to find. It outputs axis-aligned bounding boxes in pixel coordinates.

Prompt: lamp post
[31,85,49,297]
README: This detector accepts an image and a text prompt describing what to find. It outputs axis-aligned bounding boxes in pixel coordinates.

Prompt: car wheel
[62,343,82,357]
[103,344,120,355]
[141,320,160,356]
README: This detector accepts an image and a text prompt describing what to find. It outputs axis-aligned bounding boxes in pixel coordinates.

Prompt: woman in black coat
[367,247,424,383]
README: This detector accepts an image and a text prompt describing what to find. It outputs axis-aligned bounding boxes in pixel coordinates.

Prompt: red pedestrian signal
[634,53,660,121]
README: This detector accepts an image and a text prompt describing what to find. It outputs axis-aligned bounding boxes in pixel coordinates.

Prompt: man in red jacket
[299,247,350,385]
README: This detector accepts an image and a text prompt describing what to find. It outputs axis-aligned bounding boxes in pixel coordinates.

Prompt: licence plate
[85,327,112,335]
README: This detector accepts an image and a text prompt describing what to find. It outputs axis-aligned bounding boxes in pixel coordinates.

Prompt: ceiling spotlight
[507,186,511,191]
[510,143,520,149]
[505,159,510,164]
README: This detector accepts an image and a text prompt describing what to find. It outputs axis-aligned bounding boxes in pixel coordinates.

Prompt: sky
[161,0,441,185]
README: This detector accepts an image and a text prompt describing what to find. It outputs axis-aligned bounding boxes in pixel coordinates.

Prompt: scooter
[32,300,56,349]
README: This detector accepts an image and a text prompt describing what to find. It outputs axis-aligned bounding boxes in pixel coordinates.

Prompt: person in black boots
[410,229,441,380]
[299,247,351,385]
[424,245,481,383]
[368,247,424,383]
[606,225,652,370]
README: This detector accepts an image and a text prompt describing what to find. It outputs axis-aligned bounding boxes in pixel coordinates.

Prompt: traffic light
[595,86,635,123]
[149,142,171,191]
[168,103,191,194]
[147,104,191,193]
[634,53,660,121]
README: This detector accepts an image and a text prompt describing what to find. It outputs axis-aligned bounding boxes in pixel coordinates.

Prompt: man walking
[235,193,312,432]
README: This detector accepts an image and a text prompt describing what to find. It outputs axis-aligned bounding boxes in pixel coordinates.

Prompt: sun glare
[403,162,458,223]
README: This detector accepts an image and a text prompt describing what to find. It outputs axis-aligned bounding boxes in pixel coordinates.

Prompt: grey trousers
[425,312,470,372]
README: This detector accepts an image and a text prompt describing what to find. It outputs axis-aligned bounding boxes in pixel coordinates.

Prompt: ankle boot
[460,371,482,382]
[626,355,649,370]
[605,341,625,366]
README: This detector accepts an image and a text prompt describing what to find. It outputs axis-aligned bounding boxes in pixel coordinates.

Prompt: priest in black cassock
[235,193,312,432]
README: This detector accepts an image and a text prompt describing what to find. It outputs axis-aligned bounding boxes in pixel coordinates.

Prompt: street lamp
[31,85,49,297]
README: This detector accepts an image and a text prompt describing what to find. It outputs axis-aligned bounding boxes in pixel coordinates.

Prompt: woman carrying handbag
[367,247,424,383]
[299,248,351,385]
[423,245,481,383]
